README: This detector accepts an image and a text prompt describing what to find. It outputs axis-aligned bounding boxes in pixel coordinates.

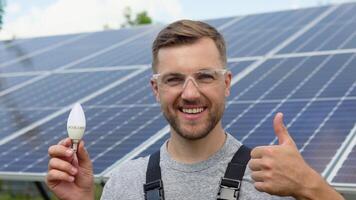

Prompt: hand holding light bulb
[46,102,94,200]
[67,103,86,152]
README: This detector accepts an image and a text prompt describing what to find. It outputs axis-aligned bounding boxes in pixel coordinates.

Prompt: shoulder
[108,156,149,185]
[101,156,149,199]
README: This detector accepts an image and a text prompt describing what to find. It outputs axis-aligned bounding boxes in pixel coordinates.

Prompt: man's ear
[150,79,160,102]
[224,71,232,97]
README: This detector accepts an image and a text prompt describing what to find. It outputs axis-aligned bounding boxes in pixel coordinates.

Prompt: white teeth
[182,108,204,114]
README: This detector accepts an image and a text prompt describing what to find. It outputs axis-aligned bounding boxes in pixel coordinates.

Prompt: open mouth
[179,107,206,114]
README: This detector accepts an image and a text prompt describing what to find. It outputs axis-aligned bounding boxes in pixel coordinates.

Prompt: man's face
[151,37,231,140]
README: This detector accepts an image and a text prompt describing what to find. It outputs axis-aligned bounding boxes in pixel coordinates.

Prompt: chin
[174,123,214,141]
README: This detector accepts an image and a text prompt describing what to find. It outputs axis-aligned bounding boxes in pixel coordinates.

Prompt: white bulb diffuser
[67,103,86,152]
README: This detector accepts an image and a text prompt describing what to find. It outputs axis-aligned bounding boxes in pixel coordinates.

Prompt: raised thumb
[273,112,294,146]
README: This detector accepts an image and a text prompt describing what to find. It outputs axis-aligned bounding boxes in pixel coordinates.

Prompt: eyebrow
[162,72,185,76]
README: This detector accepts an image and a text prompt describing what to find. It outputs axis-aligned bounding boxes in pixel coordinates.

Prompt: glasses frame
[151,68,229,90]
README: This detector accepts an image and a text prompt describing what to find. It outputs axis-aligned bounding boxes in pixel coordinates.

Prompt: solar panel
[222,6,328,57]
[0,2,355,196]
[279,3,356,53]
[0,75,36,92]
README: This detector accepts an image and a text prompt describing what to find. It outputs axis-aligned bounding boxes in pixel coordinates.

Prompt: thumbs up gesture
[249,112,344,200]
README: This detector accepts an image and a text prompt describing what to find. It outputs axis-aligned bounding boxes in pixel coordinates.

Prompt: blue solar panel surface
[280,3,356,53]
[0,75,35,92]
[0,3,354,191]
[222,6,328,57]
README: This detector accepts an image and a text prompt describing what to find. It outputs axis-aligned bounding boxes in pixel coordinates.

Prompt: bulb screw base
[71,140,79,152]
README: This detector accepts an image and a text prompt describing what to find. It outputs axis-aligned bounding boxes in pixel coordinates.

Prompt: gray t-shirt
[101,134,294,200]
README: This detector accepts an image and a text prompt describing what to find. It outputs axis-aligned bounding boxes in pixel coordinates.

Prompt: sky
[0,0,355,40]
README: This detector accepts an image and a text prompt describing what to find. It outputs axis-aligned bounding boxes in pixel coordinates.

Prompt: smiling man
[46,20,344,200]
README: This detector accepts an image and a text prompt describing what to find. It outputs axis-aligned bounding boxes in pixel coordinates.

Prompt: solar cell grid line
[330,124,356,185]
[67,28,160,69]
[314,13,356,51]
[84,69,152,106]
[225,12,287,57]
[279,3,356,53]
[0,75,36,93]
[213,16,244,31]
[303,82,356,166]
[0,33,92,70]
[220,12,268,33]
[1,28,156,73]
[291,5,355,53]
[90,107,164,174]
[0,27,157,99]
[23,101,157,173]
[339,29,356,50]
[299,100,356,173]
[222,99,355,174]
[225,6,328,57]
[318,3,356,25]
[90,105,160,162]
[0,34,77,63]
[18,106,163,174]
[265,54,356,144]
[238,6,331,57]
[319,55,356,98]
[239,54,354,144]
[65,15,242,70]
[288,54,353,99]
[227,7,338,92]
[203,16,236,28]
[229,57,301,100]
[0,67,148,147]
[0,88,156,173]
[0,109,55,138]
[0,70,133,109]
[224,57,317,139]
[273,78,356,150]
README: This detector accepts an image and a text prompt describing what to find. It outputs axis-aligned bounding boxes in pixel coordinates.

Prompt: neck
[167,123,226,164]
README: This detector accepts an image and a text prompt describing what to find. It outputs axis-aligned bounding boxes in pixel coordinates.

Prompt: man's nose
[181,78,201,100]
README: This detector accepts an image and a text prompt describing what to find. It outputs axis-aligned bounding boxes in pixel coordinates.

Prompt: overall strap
[144,145,251,200]
[217,145,251,200]
[144,150,165,200]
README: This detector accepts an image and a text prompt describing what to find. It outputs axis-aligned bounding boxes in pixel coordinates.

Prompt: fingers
[58,137,72,147]
[250,146,270,159]
[48,144,74,159]
[248,159,262,171]
[47,169,75,183]
[48,157,77,175]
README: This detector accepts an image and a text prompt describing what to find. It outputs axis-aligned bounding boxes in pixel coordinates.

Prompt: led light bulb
[67,103,86,152]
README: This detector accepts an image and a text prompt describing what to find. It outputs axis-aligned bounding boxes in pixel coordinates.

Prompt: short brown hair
[151,19,226,72]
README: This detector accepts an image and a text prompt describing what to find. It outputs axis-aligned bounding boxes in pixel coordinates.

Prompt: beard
[162,100,225,141]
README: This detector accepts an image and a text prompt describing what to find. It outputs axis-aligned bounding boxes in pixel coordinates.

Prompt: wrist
[294,170,344,200]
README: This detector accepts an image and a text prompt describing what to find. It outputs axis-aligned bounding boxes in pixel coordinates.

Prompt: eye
[196,72,216,82]
[162,75,184,86]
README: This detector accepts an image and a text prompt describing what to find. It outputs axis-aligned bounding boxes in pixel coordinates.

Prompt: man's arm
[249,112,344,200]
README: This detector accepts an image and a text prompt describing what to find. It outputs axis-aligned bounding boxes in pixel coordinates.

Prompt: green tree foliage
[0,0,4,29]
[121,6,152,27]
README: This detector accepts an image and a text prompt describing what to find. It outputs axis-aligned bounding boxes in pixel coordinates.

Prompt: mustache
[178,99,205,106]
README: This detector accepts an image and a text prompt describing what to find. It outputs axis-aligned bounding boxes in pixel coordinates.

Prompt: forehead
[156,38,223,74]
